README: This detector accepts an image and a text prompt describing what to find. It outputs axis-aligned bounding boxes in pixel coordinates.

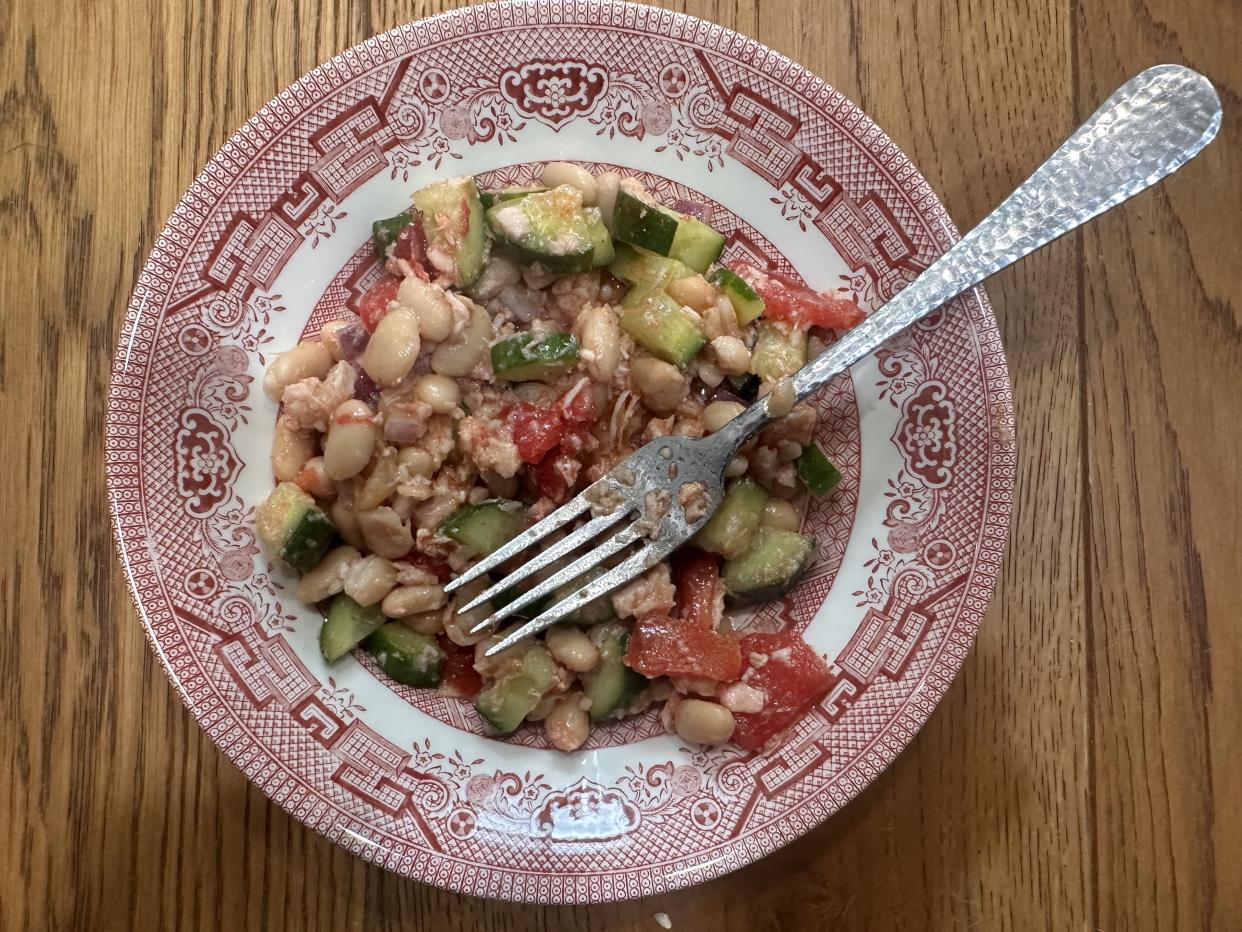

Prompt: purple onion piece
[337,320,371,361]
[384,410,425,444]
[708,383,747,406]
[353,370,380,405]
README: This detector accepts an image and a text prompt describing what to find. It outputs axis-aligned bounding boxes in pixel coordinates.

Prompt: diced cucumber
[612,189,725,273]
[750,321,808,380]
[586,207,615,267]
[411,176,486,287]
[552,565,616,625]
[618,291,706,367]
[694,478,769,560]
[608,243,691,287]
[474,646,558,733]
[255,482,337,572]
[439,500,526,558]
[582,630,646,721]
[490,331,580,382]
[728,373,760,401]
[320,593,386,663]
[721,528,817,605]
[372,209,414,260]
[364,623,445,687]
[797,443,842,496]
[710,267,764,324]
[479,185,546,211]
[486,186,596,274]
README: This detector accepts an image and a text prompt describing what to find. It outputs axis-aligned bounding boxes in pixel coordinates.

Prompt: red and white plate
[106,0,1014,903]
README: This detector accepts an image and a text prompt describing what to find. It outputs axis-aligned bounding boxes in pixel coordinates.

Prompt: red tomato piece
[731,630,834,751]
[357,275,401,332]
[626,613,743,683]
[438,637,482,698]
[672,549,723,630]
[503,402,566,464]
[392,215,427,265]
[398,551,452,582]
[729,260,866,332]
[529,445,582,503]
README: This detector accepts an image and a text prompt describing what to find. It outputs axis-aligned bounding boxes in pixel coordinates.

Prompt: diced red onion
[690,379,715,405]
[383,410,425,444]
[497,284,543,322]
[337,320,371,361]
[353,370,380,405]
[708,383,747,406]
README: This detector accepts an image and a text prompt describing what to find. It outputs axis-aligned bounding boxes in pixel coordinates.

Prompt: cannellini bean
[397,277,455,343]
[702,400,745,434]
[593,171,621,226]
[724,455,749,478]
[323,400,376,480]
[574,304,623,382]
[545,625,600,673]
[541,161,597,205]
[696,359,724,388]
[399,609,445,635]
[526,694,559,722]
[631,356,688,413]
[413,374,461,414]
[318,319,351,361]
[297,546,360,603]
[776,439,803,463]
[431,304,492,377]
[263,342,332,401]
[761,499,801,532]
[329,496,365,548]
[271,420,316,482]
[342,554,397,607]
[711,335,750,375]
[666,274,717,312]
[398,446,435,478]
[674,699,736,745]
[443,577,492,646]
[355,506,414,559]
[544,694,590,751]
[763,377,796,417]
[295,456,335,499]
[381,584,447,618]
[360,305,421,386]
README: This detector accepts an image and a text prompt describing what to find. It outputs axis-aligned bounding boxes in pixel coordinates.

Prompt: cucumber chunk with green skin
[721,528,817,605]
[551,565,616,625]
[474,646,558,733]
[797,443,843,496]
[439,500,526,558]
[364,623,446,687]
[694,478,769,560]
[583,631,647,721]
[608,243,691,287]
[255,482,337,572]
[750,320,808,380]
[586,208,615,267]
[710,267,764,324]
[320,594,386,663]
[612,190,725,273]
[372,210,414,260]
[486,187,596,274]
[491,332,581,382]
[479,186,547,211]
[411,176,487,287]
[618,292,707,367]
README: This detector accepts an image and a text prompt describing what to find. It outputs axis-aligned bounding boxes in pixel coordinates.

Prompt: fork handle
[718,65,1220,448]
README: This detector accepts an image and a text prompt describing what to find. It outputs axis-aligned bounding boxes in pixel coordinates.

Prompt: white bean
[666,274,717,312]
[381,584,447,618]
[399,609,445,636]
[355,506,414,559]
[630,356,688,413]
[318,319,351,361]
[413,374,461,414]
[574,304,623,382]
[397,277,455,343]
[342,554,397,607]
[397,446,435,478]
[711,335,751,376]
[674,699,736,745]
[297,546,360,603]
[323,401,376,480]
[702,400,745,434]
[763,377,796,417]
[761,499,801,532]
[271,420,316,482]
[696,359,724,388]
[593,171,621,228]
[360,305,420,386]
[544,694,590,751]
[263,342,332,401]
[724,455,749,478]
[541,162,597,205]
[431,303,492,377]
[546,625,600,673]
[295,456,335,499]
[443,577,492,646]
[329,497,365,548]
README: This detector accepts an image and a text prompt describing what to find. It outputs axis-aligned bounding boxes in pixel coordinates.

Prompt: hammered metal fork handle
[720,64,1221,447]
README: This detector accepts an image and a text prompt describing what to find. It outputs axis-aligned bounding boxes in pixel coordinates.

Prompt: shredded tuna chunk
[457,414,521,478]
[718,682,766,713]
[280,361,356,432]
[610,564,676,619]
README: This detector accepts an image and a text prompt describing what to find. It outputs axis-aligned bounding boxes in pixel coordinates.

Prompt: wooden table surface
[3,0,1239,929]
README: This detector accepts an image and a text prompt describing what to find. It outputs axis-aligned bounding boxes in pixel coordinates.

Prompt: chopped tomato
[672,549,723,630]
[731,630,834,751]
[561,382,597,424]
[729,261,865,332]
[392,215,427,265]
[358,275,401,331]
[504,402,566,464]
[398,551,452,581]
[438,637,482,698]
[530,444,581,503]
[626,613,743,683]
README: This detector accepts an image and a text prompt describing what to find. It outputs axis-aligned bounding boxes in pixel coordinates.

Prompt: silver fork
[448,64,1221,659]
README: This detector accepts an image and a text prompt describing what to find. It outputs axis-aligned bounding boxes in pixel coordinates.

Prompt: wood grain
[0,0,1237,929]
